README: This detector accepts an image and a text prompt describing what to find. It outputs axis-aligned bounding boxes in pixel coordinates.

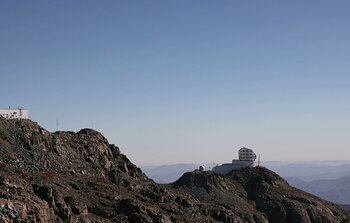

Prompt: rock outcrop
[173,168,350,223]
[0,117,349,222]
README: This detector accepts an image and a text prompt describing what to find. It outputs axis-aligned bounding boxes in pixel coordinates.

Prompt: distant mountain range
[264,162,350,181]
[342,204,350,212]
[142,163,198,183]
[266,161,350,204]
[285,176,350,204]
[142,161,350,205]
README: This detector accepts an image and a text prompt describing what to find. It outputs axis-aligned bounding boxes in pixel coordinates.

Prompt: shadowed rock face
[0,117,349,223]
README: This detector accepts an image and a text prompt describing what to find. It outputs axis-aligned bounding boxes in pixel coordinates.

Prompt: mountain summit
[0,117,349,222]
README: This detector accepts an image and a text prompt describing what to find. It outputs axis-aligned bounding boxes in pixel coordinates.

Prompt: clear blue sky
[1,1,350,165]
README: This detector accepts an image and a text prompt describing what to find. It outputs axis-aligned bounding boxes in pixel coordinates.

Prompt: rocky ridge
[0,117,349,222]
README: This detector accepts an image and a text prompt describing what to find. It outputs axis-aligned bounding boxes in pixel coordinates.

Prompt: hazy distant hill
[265,162,350,204]
[287,176,350,204]
[341,205,350,212]
[142,163,198,183]
[266,162,350,181]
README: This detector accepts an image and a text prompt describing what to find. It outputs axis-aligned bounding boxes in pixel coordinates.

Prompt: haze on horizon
[1,1,350,166]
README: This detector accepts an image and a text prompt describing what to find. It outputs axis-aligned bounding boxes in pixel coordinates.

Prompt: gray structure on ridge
[212,147,257,175]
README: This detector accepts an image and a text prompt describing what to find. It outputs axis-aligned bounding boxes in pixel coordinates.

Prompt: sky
[1,1,350,166]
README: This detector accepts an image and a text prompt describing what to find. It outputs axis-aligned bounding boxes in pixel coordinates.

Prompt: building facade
[238,147,257,161]
[0,108,29,119]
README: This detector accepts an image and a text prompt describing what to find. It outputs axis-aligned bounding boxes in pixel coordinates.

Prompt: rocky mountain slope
[173,168,350,223]
[0,117,349,223]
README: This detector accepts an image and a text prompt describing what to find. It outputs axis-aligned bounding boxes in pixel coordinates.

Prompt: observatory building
[0,107,29,119]
[212,147,257,175]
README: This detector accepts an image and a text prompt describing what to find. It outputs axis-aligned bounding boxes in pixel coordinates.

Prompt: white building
[239,147,257,161]
[0,108,29,119]
[212,147,257,175]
